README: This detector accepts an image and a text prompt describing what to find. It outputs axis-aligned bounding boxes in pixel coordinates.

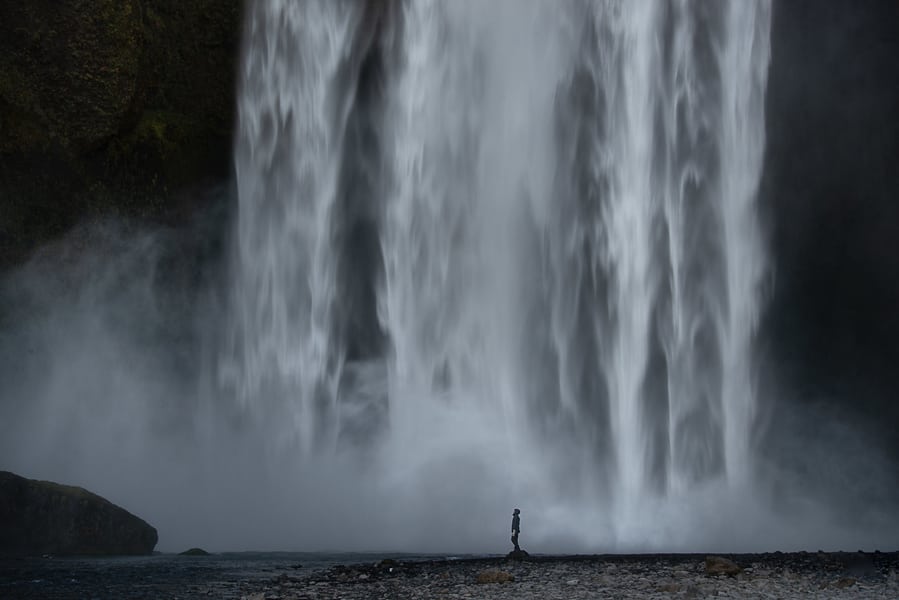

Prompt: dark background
[761,0,899,459]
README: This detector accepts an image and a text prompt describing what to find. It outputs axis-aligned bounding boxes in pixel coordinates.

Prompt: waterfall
[226,0,772,550]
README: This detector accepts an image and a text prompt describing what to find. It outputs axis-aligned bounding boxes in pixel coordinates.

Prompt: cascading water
[225,0,772,551]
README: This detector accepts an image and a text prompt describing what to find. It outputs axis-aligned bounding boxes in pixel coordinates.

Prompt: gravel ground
[238,552,899,600]
[2,551,896,599]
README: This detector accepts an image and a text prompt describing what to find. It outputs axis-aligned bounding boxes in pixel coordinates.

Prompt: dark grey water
[0,551,469,599]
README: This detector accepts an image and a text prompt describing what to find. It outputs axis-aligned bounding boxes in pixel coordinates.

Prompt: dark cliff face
[0,0,241,267]
[0,471,158,556]
[760,0,899,448]
[0,1,142,154]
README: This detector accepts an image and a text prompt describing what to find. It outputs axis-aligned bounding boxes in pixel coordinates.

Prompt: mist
[0,203,896,554]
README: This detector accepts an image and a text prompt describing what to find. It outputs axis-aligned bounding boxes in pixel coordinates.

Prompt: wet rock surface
[2,551,896,599]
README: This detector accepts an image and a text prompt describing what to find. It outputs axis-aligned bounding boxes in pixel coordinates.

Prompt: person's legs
[511,533,520,552]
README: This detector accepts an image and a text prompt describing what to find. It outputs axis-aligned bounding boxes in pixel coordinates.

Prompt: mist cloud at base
[0,213,896,553]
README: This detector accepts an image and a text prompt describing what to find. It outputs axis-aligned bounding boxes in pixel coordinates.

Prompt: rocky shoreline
[234,552,899,600]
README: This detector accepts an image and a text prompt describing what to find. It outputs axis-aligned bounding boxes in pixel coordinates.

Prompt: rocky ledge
[237,552,899,600]
[0,471,157,557]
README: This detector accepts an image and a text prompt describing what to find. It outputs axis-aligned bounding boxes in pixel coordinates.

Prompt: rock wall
[0,471,158,556]
[760,0,899,448]
[0,0,241,267]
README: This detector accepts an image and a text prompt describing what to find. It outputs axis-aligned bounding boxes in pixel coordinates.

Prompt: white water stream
[224,0,773,550]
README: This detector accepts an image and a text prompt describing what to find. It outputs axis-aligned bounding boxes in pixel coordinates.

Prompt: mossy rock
[106,110,222,189]
[0,0,142,153]
[705,555,742,577]
[0,0,240,266]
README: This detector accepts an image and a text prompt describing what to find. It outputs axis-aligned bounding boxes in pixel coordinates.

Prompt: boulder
[179,547,210,556]
[476,569,514,584]
[705,555,742,577]
[506,549,530,560]
[0,471,157,556]
[833,577,857,589]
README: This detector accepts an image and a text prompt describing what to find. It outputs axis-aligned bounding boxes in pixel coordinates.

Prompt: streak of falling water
[222,1,379,452]
[225,0,772,550]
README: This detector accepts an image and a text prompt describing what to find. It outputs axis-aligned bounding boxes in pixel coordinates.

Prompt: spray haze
[1,0,897,553]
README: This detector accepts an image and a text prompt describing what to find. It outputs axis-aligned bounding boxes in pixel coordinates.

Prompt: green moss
[132,110,193,157]
[106,109,224,190]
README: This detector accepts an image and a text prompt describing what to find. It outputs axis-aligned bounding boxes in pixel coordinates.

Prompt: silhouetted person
[511,508,521,551]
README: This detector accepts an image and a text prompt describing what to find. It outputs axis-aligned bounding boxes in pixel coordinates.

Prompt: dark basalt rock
[506,549,530,561]
[179,547,211,556]
[0,0,241,267]
[0,471,157,557]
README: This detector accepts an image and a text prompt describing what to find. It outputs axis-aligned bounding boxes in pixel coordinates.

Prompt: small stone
[476,570,514,584]
[833,577,856,589]
[566,578,579,585]
[705,556,742,577]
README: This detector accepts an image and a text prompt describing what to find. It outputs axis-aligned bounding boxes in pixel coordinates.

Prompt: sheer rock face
[0,0,142,154]
[0,471,157,557]
[0,0,241,267]
[0,0,239,153]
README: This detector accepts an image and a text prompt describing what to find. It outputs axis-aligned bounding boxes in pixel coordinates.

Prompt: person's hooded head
[513,508,520,515]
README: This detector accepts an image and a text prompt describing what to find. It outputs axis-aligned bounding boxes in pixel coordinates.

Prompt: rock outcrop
[475,569,514,584]
[0,470,157,556]
[705,555,742,577]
